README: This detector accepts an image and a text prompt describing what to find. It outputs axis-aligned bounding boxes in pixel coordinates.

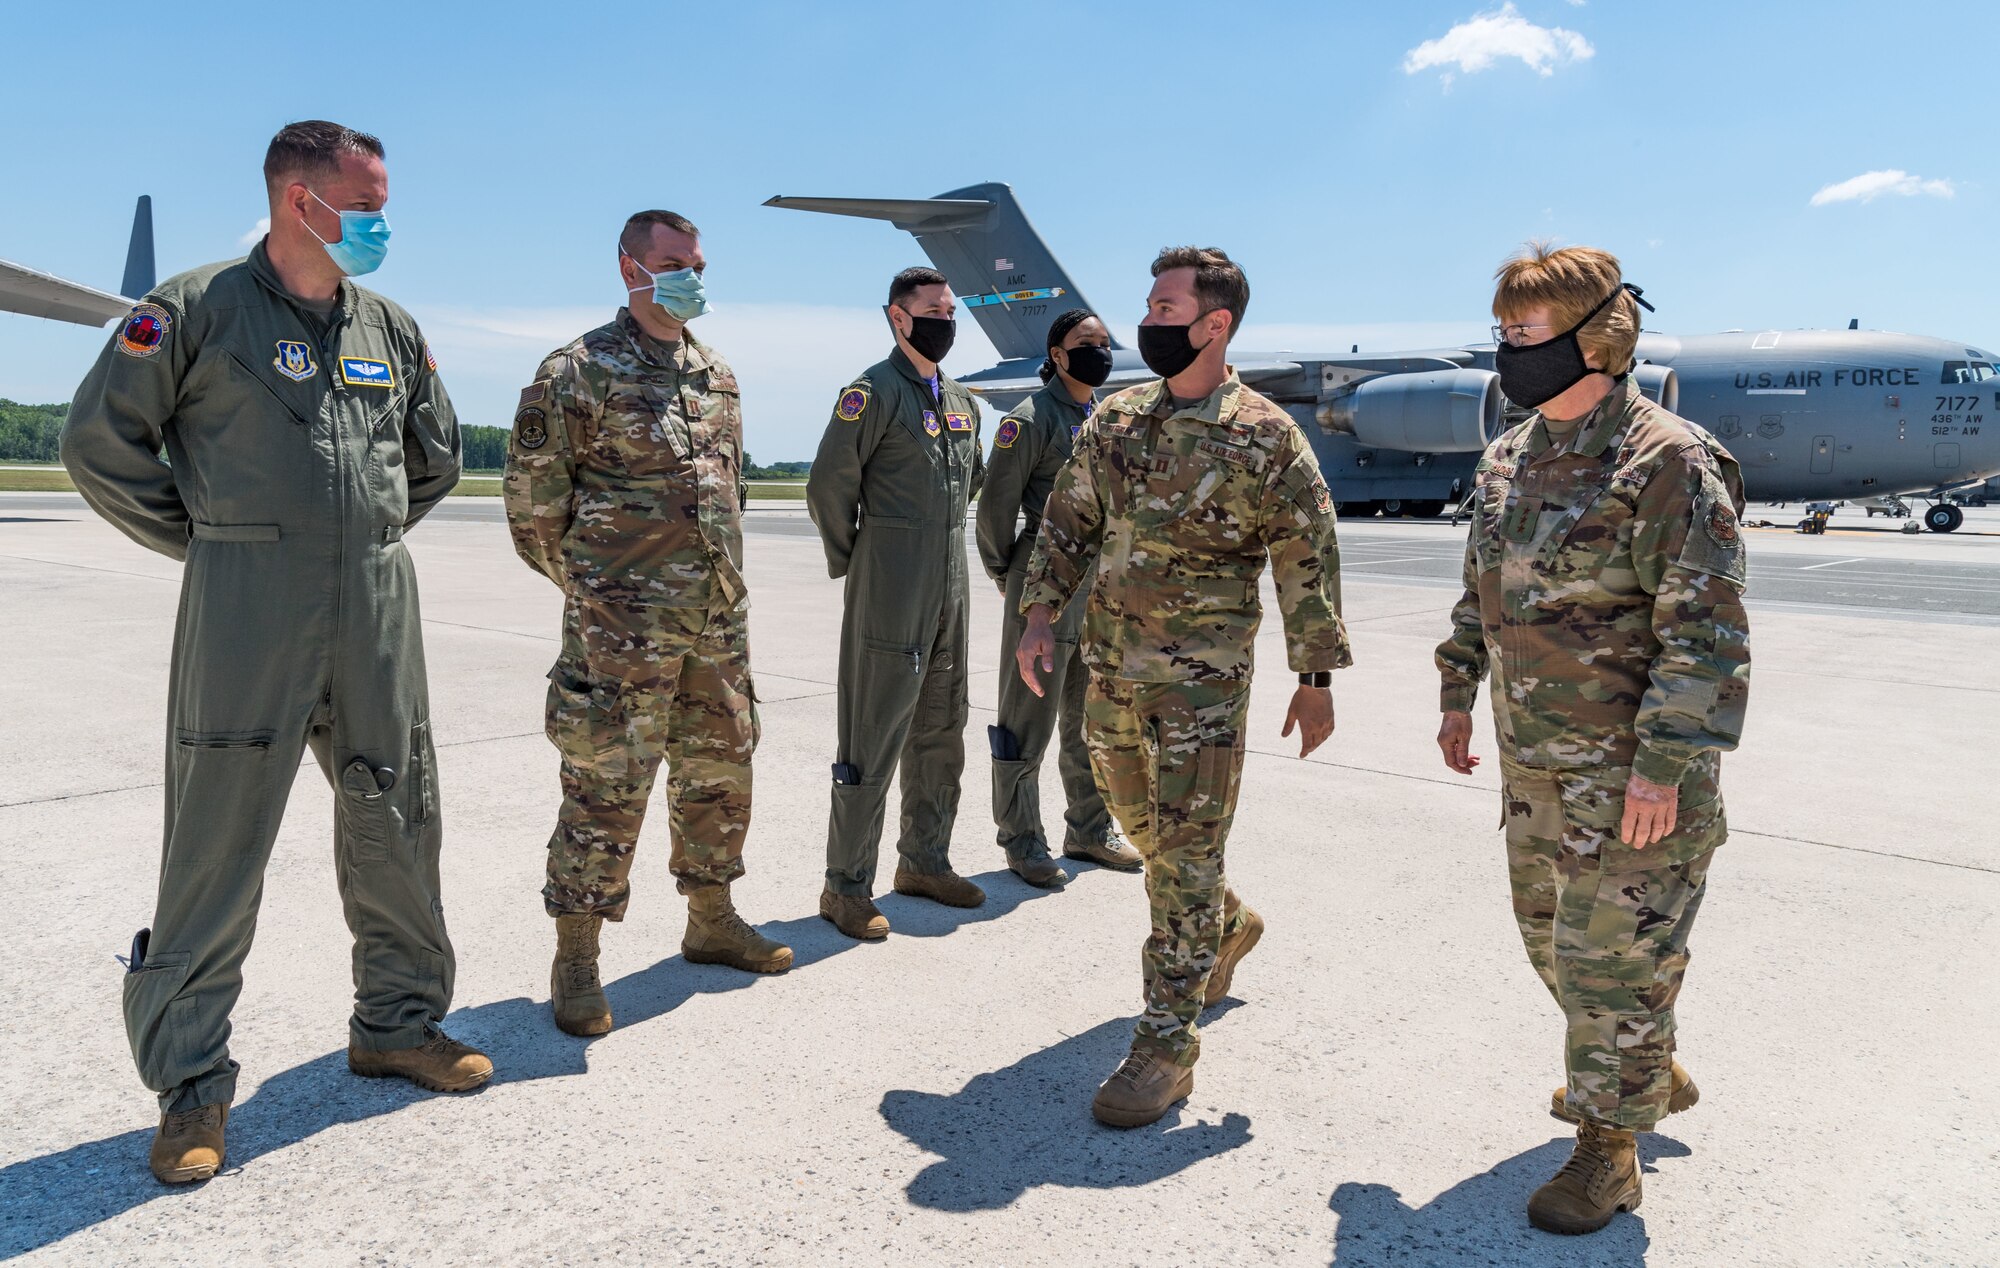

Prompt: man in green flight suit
[807,267,986,939]
[975,308,1143,886]
[62,121,491,1186]
[505,209,791,1039]
[1018,247,1352,1127]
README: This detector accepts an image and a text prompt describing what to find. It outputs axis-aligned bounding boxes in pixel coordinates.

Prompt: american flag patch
[423,341,438,371]
[994,257,1013,271]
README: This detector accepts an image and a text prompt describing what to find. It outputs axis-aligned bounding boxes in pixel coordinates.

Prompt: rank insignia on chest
[1225,420,1256,446]
[836,387,868,421]
[339,357,394,388]
[1500,494,1543,542]
[994,418,1020,449]
[273,340,316,382]
[1146,454,1180,481]
[923,410,942,436]
[514,407,548,450]
[945,411,972,432]
[117,303,172,358]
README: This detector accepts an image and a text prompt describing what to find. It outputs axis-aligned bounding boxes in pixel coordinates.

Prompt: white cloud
[1808,169,1956,207]
[1403,3,1593,84]
[239,217,270,247]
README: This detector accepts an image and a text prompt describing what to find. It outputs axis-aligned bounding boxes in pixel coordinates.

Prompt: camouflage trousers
[542,597,758,919]
[1086,673,1251,1067]
[1502,755,1724,1131]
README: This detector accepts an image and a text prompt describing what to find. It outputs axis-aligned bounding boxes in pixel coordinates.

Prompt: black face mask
[1137,321,1209,379]
[899,311,956,363]
[1058,344,1115,387]
[1493,283,1652,410]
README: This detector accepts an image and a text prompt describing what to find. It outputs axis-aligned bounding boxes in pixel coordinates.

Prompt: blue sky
[2,0,1991,461]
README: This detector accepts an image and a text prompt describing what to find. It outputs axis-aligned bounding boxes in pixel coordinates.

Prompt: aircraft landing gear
[1923,504,1965,533]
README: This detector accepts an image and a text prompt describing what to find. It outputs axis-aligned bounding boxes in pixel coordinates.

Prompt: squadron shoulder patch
[515,406,548,450]
[994,418,1020,449]
[1705,500,1740,545]
[836,387,868,422]
[273,340,317,382]
[945,411,973,432]
[117,303,172,358]
[1313,479,1334,514]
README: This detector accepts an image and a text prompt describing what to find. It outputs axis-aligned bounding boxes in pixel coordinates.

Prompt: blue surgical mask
[624,251,710,322]
[302,189,391,276]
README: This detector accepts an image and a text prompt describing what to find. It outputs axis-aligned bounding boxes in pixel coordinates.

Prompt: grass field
[2,467,810,501]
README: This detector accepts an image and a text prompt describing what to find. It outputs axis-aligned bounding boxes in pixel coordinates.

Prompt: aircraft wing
[0,258,133,327]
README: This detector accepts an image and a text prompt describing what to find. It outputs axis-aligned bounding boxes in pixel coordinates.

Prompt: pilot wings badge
[273,340,317,382]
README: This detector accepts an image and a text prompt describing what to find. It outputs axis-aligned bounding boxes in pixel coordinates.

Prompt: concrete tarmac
[1,492,1995,1266]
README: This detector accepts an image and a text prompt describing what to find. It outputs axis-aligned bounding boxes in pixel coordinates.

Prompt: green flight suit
[973,381,1107,862]
[61,242,462,1112]
[807,347,983,895]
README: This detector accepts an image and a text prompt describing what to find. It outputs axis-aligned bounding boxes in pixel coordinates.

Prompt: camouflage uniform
[1435,374,1751,1132]
[505,309,757,920]
[1023,373,1351,1064]
[807,348,983,895]
[974,381,1108,862]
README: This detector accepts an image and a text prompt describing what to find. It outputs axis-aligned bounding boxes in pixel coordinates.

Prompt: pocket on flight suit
[340,758,396,865]
[1188,732,1244,823]
[407,720,436,827]
[122,948,196,1090]
[168,730,276,866]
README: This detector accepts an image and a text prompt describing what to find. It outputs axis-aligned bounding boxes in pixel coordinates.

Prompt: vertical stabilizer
[764,182,1105,362]
[120,195,155,299]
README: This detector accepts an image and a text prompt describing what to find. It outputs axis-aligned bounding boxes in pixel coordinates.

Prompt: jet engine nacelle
[1631,363,1679,414]
[1315,368,1502,454]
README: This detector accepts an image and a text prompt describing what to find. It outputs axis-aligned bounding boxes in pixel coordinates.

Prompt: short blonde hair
[1492,242,1640,375]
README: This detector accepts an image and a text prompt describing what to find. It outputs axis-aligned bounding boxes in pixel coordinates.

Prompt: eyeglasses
[1491,323,1553,346]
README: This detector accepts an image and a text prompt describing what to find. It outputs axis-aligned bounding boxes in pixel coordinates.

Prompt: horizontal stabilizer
[0,258,133,326]
[766,183,1104,362]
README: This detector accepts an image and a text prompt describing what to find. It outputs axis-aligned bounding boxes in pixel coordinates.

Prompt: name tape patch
[339,357,395,388]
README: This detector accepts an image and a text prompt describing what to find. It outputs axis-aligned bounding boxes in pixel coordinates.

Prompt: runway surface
[1,492,1995,1266]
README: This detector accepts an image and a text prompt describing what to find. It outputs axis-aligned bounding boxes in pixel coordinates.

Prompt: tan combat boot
[1064,830,1143,872]
[348,1029,494,1092]
[549,913,613,1036]
[1204,902,1265,1007]
[820,887,890,940]
[893,865,986,908]
[1091,1045,1195,1128]
[149,1102,227,1184]
[1009,850,1068,889]
[1527,1120,1642,1234]
[683,886,794,973]
[1551,1060,1698,1124]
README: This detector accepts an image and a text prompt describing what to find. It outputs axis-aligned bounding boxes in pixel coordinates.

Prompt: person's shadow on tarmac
[1326,1134,1690,1266]
[0,873,1068,1256]
[878,1004,1255,1211]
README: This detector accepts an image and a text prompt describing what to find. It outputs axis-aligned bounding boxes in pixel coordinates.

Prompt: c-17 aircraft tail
[763,183,1106,362]
[0,194,156,327]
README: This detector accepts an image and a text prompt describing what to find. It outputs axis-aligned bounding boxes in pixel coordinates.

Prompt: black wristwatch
[1298,671,1332,688]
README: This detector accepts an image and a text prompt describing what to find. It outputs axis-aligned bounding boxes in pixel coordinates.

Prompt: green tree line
[3,403,808,476]
[0,400,68,463]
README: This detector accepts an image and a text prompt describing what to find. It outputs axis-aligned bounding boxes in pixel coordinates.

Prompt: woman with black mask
[974,309,1143,886]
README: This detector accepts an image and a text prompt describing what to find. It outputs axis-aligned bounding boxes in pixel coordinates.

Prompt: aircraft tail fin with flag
[764,182,1107,362]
